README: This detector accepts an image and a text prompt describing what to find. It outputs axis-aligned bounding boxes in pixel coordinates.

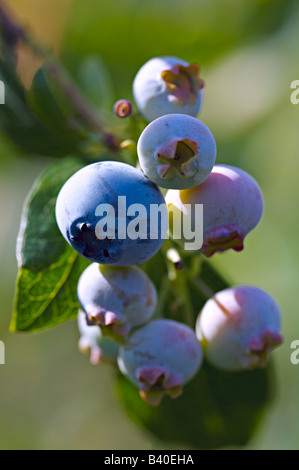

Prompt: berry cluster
[56,55,282,406]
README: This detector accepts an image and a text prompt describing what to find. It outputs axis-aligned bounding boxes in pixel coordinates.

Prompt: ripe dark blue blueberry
[137,114,217,190]
[55,161,167,266]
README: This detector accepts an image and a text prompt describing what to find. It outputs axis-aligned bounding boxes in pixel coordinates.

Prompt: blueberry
[166,164,263,255]
[113,99,132,118]
[137,114,217,189]
[196,286,283,371]
[55,161,167,266]
[77,263,157,341]
[133,56,204,122]
[77,310,119,365]
[118,319,203,406]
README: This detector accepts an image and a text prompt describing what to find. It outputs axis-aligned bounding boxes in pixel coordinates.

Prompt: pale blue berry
[137,114,216,190]
[77,263,157,341]
[133,56,204,122]
[118,319,203,406]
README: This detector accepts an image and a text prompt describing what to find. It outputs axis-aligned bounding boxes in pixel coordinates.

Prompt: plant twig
[0,1,25,47]
[0,0,119,151]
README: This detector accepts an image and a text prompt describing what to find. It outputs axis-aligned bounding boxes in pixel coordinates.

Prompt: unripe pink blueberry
[77,311,119,365]
[77,263,157,342]
[137,114,217,190]
[196,286,283,371]
[118,319,203,406]
[133,56,204,122]
[166,164,263,256]
[113,99,132,118]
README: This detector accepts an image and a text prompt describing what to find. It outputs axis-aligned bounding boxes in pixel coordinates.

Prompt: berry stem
[179,279,196,327]
[154,275,171,319]
[188,275,214,300]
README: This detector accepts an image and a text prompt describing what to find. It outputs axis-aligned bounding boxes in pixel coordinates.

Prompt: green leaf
[116,362,273,449]
[0,60,84,157]
[12,248,88,332]
[76,55,114,111]
[17,156,85,271]
[117,254,272,448]
[11,157,89,332]
[28,67,86,147]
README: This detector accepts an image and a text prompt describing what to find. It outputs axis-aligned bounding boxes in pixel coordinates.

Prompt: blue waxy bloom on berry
[196,286,283,371]
[77,263,157,341]
[133,56,204,122]
[137,114,216,190]
[77,310,119,365]
[166,164,263,255]
[55,161,167,266]
[118,319,203,406]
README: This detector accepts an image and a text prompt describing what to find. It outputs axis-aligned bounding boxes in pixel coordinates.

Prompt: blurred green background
[0,0,298,450]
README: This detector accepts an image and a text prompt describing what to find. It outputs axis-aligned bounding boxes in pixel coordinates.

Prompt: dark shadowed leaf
[28,67,86,147]
[117,253,272,449]
[0,60,86,157]
[116,361,273,449]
